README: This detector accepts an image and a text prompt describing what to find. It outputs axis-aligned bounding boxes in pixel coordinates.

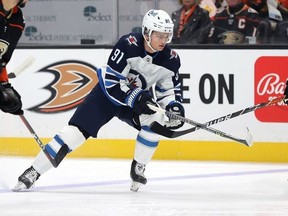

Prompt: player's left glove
[284,80,288,105]
[125,87,157,115]
[164,101,185,129]
[0,82,23,115]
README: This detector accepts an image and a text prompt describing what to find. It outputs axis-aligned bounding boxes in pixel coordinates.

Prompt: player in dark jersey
[209,0,262,44]
[0,0,28,115]
[284,80,288,104]
[13,9,185,192]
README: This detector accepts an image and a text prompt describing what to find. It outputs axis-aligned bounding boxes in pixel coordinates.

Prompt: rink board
[0,48,288,162]
[1,138,288,163]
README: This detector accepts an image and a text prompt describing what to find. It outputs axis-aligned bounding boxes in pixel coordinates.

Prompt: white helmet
[142,9,174,50]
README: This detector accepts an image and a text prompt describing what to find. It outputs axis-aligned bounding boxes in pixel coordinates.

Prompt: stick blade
[150,121,197,138]
[238,127,253,147]
[8,72,16,78]
[8,56,36,78]
[245,127,253,147]
[150,122,175,138]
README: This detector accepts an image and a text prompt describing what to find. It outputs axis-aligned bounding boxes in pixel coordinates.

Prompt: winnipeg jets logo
[127,75,139,88]
[127,70,147,89]
[149,10,158,17]
[126,35,138,46]
[29,60,98,113]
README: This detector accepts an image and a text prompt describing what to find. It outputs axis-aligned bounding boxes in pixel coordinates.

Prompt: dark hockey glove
[0,83,23,115]
[126,88,156,115]
[284,80,288,105]
[164,101,185,129]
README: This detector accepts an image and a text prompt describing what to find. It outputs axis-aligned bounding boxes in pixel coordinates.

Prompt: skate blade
[130,181,143,192]
[11,181,30,192]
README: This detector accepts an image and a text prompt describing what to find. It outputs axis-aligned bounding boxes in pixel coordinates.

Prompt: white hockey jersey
[97,33,182,109]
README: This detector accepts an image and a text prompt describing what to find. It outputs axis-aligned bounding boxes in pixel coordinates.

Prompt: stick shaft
[8,56,35,78]
[187,95,285,132]
[150,96,285,140]
[19,115,57,167]
[148,104,250,146]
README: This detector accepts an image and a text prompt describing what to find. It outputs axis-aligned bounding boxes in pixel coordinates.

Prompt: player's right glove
[125,87,156,115]
[164,101,185,129]
[0,82,23,115]
[284,80,288,105]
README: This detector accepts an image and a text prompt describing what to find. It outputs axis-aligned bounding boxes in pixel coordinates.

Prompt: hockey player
[0,0,28,115]
[208,0,262,44]
[284,80,288,104]
[13,9,185,192]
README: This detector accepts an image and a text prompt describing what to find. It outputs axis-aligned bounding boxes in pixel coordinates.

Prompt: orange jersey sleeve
[0,67,8,82]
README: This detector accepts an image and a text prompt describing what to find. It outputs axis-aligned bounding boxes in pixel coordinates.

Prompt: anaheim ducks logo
[0,39,9,56]
[218,31,245,44]
[29,60,98,113]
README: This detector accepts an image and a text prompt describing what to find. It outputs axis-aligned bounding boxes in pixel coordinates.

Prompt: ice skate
[130,159,147,192]
[12,166,40,192]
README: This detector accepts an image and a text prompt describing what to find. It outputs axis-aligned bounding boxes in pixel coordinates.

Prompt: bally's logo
[29,60,98,113]
[83,6,112,21]
[254,56,288,122]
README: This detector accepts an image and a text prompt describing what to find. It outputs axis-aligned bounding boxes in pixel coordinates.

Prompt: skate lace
[24,168,38,181]
[135,163,146,177]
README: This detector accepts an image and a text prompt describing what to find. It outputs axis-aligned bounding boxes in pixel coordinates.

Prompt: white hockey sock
[32,125,86,174]
[44,125,86,160]
[32,150,53,175]
[133,127,160,165]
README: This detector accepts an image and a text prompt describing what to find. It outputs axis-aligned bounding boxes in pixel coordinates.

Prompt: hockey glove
[164,101,185,129]
[126,88,156,115]
[0,82,23,115]
[284,80,288,105]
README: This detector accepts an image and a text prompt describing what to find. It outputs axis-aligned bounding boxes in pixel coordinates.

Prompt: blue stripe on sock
[137,135,158,147]
[44,135,71,158]
[44,145,56,158]
[141,126,153,133]
[54,135,65,146]
[54,135,72,152]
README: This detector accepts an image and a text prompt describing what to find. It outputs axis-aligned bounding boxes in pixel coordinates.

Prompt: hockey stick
[147,104,253,147]
[19,114,58,167]
[8,56,35,78]
[150,95,286,140]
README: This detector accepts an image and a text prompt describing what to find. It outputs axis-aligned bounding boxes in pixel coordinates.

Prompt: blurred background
[19,0,288,46]
[19,0,177,46]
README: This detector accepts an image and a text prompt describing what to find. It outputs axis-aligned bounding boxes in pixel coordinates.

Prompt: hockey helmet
[142,9,174,44]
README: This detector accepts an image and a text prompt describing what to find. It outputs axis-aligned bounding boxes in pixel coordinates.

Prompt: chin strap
[143,34,158,53]
[144,40,157,53]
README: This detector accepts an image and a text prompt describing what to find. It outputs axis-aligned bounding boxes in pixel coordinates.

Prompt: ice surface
[1,157,288,216]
